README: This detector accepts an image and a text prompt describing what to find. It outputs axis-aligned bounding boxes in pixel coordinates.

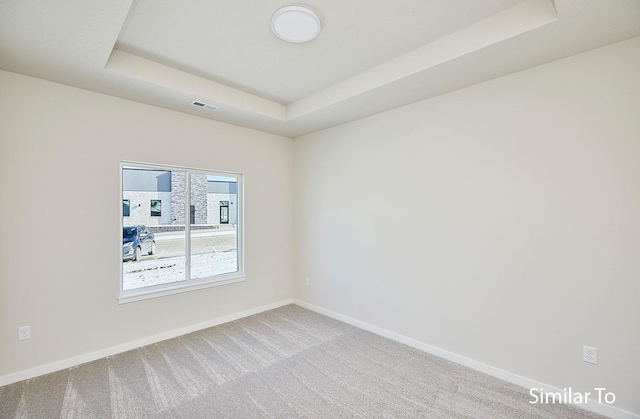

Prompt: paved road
[141,232,237,260]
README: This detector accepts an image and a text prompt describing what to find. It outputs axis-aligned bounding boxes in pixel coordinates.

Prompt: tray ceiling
[1,0,639,137]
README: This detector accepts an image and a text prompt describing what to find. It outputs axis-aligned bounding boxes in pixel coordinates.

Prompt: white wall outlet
[304,277,309,286]
[583,346,597,364]
[18,326,30,341]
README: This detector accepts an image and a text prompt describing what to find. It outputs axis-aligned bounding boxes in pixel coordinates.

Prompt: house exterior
[122,167,237,228]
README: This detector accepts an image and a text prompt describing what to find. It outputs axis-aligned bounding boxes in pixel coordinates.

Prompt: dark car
[123,225,155,261]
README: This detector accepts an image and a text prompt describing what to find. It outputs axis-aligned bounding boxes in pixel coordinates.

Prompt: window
[150,200,162,217]
[120,162,243,303]
[220,201,229,224]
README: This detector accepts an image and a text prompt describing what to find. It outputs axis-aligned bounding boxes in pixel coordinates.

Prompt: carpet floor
[0,305,604,418]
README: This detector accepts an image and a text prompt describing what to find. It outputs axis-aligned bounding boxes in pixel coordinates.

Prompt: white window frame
[119,161,244,304]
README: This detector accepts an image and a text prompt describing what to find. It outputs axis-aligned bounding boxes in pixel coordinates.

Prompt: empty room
[1,0,639,418]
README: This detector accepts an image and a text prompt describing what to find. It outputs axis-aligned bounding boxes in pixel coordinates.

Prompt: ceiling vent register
[190,100,219,111]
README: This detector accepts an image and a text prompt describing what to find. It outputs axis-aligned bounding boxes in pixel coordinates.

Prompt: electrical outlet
[583,346,597,364]
[18,326,30,341]
[304,277,309,286]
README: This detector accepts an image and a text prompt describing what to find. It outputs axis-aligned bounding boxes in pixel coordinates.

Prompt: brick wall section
[170,171,186,225]
[190,174,208,224]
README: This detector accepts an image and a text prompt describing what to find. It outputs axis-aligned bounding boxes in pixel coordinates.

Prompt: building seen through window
[121,164,242,296]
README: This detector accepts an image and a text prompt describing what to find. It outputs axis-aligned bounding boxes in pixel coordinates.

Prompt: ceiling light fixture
[271,6,321,43]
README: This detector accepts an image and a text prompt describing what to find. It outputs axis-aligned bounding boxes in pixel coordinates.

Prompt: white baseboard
[0,298,294,387]
[293,299,639,419]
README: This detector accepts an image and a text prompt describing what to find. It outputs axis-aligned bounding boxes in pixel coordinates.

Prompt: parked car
[123,225,155,261]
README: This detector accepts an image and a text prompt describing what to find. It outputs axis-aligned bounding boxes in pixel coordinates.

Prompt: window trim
[119,161,244,304]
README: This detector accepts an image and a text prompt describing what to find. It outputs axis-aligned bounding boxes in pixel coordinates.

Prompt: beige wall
[0,71,294,377]
[294,37,640,413]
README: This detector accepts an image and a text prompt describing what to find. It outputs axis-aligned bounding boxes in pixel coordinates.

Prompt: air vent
[190,100,219,111]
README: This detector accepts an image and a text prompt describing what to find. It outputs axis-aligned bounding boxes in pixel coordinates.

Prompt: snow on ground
[123,251,237,290]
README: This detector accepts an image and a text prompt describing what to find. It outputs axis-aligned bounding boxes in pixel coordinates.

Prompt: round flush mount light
[271,6,321,43]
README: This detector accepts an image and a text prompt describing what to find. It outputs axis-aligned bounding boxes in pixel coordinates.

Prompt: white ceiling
[1,0,639,138]
[116,0,524,104]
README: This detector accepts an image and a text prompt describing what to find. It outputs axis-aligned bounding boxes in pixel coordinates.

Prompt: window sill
[118,274,245,304]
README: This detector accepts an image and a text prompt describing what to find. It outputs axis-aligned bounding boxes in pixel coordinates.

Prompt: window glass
[190,173,239,280]
[122,166,186,291]
[150,200,162,217]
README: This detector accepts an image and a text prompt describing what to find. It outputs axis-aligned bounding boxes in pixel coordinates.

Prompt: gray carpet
[0,305,604,418]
